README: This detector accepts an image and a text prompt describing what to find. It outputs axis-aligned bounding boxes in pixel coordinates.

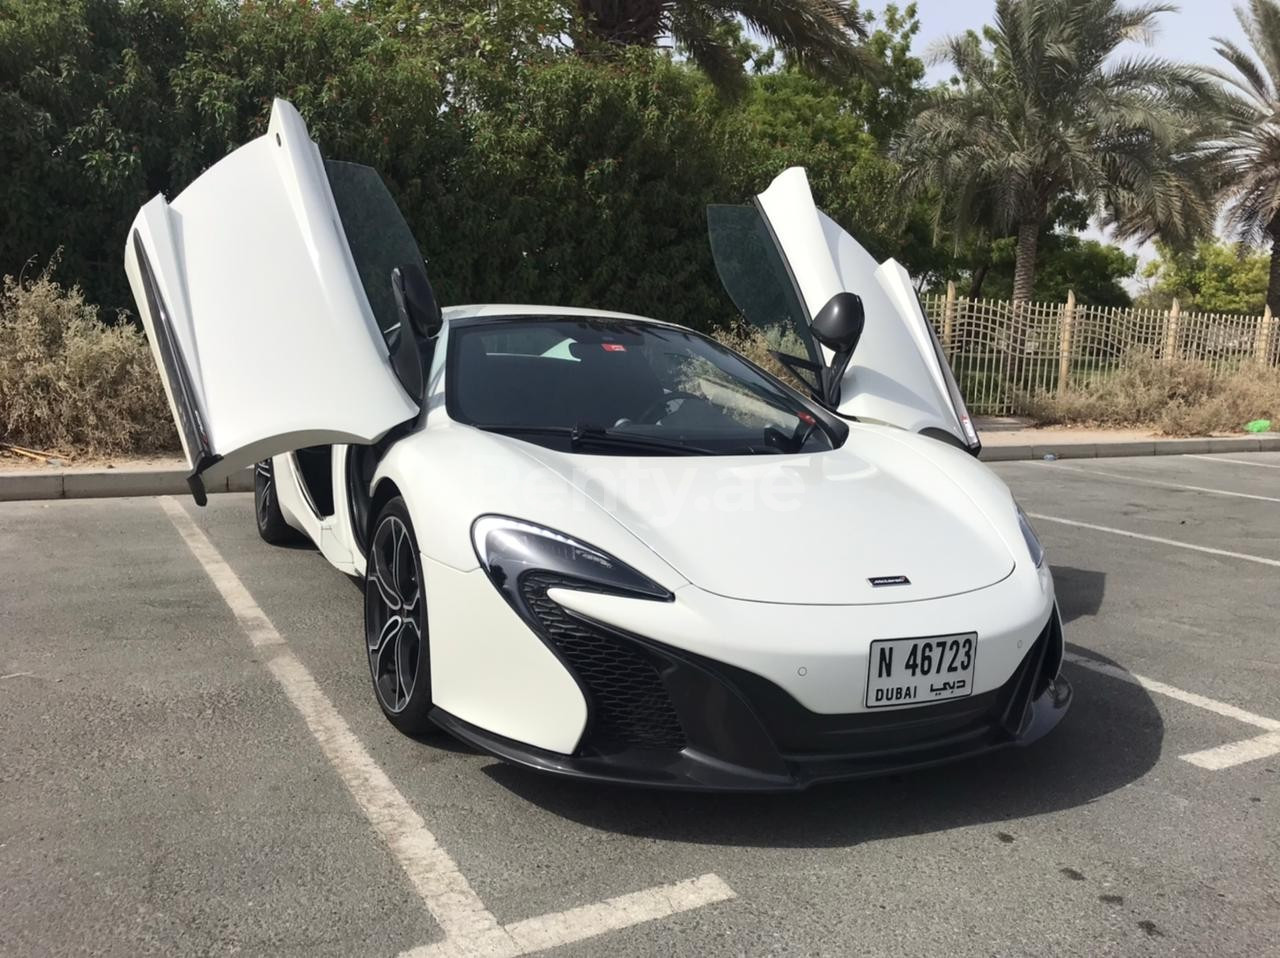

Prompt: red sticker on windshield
[601,343,627,352]
[797,411,816,425]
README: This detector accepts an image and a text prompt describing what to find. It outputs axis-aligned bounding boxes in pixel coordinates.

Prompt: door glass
[325,160,425,346]
[707,204,819,370]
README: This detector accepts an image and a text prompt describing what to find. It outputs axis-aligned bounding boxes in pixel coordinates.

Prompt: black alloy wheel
[254,458,301,544]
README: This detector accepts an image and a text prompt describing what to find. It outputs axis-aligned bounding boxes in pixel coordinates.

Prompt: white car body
[123,99,1069,790]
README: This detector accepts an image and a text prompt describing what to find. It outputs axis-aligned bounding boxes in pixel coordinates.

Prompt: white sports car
[124,99,1069,791]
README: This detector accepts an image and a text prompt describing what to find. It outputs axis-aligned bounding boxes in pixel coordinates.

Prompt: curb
[1,437,1277,501]
[0,466,253,502]
[979,435,1280,462]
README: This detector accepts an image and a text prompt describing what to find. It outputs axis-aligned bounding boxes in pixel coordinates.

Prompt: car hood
[515,427,1016,605]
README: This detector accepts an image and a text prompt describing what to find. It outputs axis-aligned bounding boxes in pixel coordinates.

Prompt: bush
[1018,352,1280,436]
[0,264,175,456]
[707,321,813,394]
[1,1,936,322]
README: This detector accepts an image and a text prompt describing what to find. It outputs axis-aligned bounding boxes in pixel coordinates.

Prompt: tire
[254,459,302,545]
[364,496,434,735]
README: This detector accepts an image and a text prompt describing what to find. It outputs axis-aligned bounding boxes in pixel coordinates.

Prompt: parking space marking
[160,498,498,940]
[163,501,286,651]
[159,496,734,955]
[401,874,736,958]
[1186,454,1280,470]
[1063,653,1280,730]
[1027,512,1280,568]
[1030,462,1280,504]
[1065,652,1280,770]
[1181,732,1280,770]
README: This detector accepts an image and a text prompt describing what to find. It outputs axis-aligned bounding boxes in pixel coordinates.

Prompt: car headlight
[471,516,672,612]
[1016,504,1045,568]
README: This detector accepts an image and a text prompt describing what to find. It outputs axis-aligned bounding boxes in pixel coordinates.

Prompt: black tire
[254,459,303,544]
[364,496,434,735]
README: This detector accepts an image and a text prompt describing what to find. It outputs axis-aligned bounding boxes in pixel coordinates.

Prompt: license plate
[865,633,977,709]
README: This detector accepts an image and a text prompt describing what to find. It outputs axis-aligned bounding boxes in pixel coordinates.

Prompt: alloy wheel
[255,460,274,529]
[365,514,422,714]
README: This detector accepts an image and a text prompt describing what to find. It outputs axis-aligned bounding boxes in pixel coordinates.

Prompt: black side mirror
[810,291,864,407]
[388,263,442,402]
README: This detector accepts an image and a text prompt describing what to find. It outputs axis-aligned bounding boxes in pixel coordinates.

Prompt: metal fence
[921,283,1280,415]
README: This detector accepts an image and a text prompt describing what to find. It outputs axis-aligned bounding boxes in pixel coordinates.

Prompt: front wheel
[364,497,434,735]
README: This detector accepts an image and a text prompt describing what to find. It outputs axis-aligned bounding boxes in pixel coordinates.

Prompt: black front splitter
[428,676,1072,794]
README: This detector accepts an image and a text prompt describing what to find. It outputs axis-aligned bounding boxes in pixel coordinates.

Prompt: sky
[890,0,1254,283]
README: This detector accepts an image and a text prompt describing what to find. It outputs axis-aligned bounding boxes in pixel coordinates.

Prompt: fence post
[1164,298,1181,363]
[1254,305,1275,364]
[942,281,957,356]
[1057,290,1075,396]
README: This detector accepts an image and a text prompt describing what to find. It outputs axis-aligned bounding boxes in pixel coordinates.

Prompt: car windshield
[447,317,840,456]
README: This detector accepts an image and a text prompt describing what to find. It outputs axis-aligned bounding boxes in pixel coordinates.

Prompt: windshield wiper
[476,423,714,456]
[570,422,718,455]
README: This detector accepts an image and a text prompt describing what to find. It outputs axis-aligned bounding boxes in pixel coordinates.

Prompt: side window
[706,204,819,368]
[325,160,424,345]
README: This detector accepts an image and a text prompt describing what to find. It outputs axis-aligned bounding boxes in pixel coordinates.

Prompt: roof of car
[442,303,667,325]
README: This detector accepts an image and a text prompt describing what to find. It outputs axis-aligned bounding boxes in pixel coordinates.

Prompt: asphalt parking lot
[2,452,1277,957]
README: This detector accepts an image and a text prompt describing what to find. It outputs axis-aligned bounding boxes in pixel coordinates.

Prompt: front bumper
[431,606,1071,792]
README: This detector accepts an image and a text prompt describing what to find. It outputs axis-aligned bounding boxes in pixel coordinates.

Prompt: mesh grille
[519,573,686,751]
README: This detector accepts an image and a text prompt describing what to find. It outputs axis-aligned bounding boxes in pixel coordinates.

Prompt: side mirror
[810,292,864,407]
[388,264,442,402]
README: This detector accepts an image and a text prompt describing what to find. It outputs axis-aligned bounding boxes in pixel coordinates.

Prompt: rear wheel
[364,497,434,735]
[254,459,302,544]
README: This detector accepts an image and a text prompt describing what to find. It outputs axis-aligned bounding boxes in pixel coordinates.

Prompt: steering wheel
[637,390,704,425]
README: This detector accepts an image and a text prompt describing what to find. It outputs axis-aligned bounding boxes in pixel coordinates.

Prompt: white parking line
[402,875,736,958]
[1026,512,1280,568]
[159,497,734,956]
[1064,652,1280,770]
[1186,454,1280,470]
[1063,653,1280,730]
[1032,462,1280,504]
[1181,732,1280,770]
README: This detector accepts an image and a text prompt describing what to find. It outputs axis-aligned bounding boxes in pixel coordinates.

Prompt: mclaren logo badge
[868,575,911,587]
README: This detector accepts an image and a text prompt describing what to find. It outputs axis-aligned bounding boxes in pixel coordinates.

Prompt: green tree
[433,51,734,325]
[571,0,873,95]
[1138,241,1270,314]
[720,67,936,274]
[977,235,1136,306]
[844,2,924,143]
[0,0,927,328]
[0,0,206,315]
[933,195,1137,305]
[893,0,1217,304]
[1209,0,1280,313]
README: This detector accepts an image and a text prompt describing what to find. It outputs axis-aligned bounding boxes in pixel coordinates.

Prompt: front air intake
[518,573,686,751]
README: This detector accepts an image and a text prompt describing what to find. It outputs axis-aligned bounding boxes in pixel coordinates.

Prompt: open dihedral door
[124,98,427,503]
[708,167,981,454]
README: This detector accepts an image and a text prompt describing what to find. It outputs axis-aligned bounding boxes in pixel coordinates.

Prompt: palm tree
[894,0,1217,304]
[1210,0,1280,313]
[572,1,871,93]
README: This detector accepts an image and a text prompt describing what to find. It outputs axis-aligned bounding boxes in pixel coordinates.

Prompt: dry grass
[1018,352,1280,436]
[712,326,1280,438]
[3,275,1273,461]
[0,265,176,456]
[709,321,814,395]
